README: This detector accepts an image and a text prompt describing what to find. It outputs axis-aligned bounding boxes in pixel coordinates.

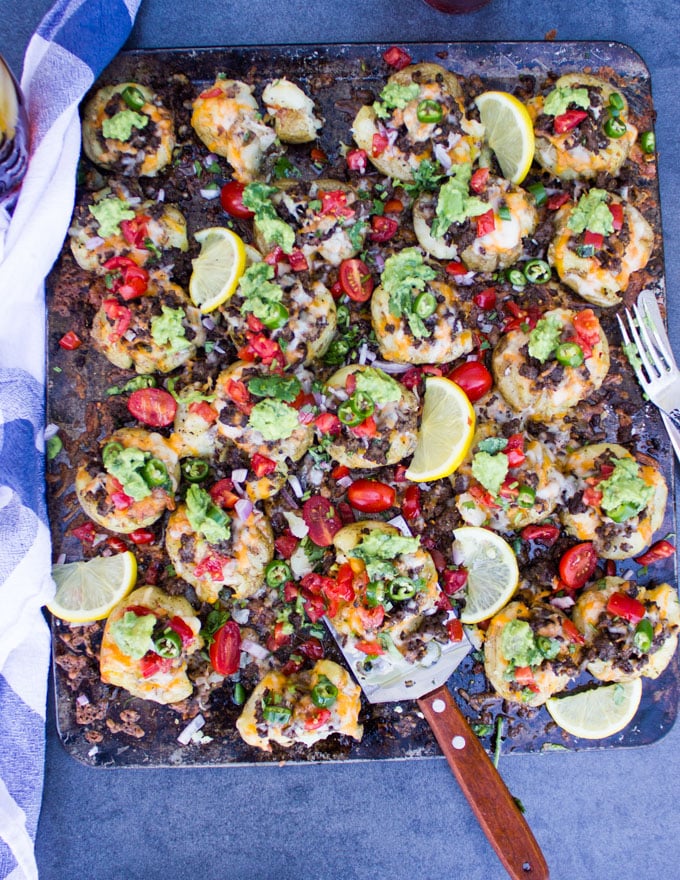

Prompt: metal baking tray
[46,41,678,767]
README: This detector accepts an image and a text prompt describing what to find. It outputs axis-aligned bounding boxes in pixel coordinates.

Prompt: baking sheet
[46,41,678,767]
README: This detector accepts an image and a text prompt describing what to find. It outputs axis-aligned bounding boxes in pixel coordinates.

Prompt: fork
[617,289,680,463]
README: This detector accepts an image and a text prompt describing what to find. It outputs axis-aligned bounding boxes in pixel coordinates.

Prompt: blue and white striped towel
[0,2,141,877]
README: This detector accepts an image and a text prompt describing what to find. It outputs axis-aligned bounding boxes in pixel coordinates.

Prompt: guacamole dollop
[567,189,615,237]
[248,398,299,441]
[353,367,402,406]
[543,86,591,118]
[500,618,543,667]
[599,457,654,522]
[151,306,191,353]
[186,484,231,544]
[89,197,136,238]
[236,263,288,329]
[102,109,149,141]
[110,610,156,659]
[380,247,437,339]
[431,164,488,239]
[242,183,295,253]
[102,444,152,501]
[471,450,509,497]
[528,313,563,363]
[373,82,420,120]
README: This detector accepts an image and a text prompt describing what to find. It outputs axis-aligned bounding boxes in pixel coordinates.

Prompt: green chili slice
[350,391,375,421]
[416,99,443,124]
[311,675,339,709]
[102,441,124,468]
[181,458,210,483]
[640,131,656,154]
[121,85,146,111]
[577,244,596,258]
[413,290,437,319]
[153,627,182,658]
[143,457,169,488]
[262,703,292,725]
[633,618,654,653]
[337,399,363,426]
[265,559,293,588]
[505,268,526,288]
[527,182,547,207]
[365,581,386,607]
[388,578,417,601]
[555,342,585,367]
[604,116,627,139]
[232,682,246,706]
[259,301,289,330]
[609,92,625,112]
[516,485,536,509]
[523,259,551,284]
[498,205,512,221]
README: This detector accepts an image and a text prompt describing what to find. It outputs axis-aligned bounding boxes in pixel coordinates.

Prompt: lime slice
[453,527,519,624]
[189,227,247,313]
[47,551,138,623]
[546,679,643,739]
[475,91,535,184]
[405,376,475,482]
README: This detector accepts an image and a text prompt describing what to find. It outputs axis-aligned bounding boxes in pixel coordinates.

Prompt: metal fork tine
[631,300,665,380]
[638,289,679,369]
[624,305,657,383]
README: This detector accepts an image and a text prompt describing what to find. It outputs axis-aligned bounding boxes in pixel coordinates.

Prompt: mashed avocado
[500,619,543,667]
[103,444,152,501]
[528,313,563,362]
[151,306,191,353]
[351,529,421,583]
[102,109,149,141]
[242,183,295,253]
[353,367,402,406]
[237,263,288,329]
[471,450,508,496]
[186,484,231,544]
[110,610,156,659]
[431,164,488,238]
[89,197,136,238]
[248,398,299,441]
[373,82,420,120]
[380,248,437,339]
[599,457,654,522]
[567,189,615,236]
[543,85,590,118]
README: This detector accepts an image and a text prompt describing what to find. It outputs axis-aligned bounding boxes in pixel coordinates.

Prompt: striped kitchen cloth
[0,1,141,877]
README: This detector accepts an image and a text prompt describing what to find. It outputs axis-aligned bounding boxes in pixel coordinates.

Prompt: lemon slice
[189,227,247,313]
[405,376,475,482]
[453,527,519,624]
[546,679,643,740]
[47,551,138,623]
[475,91,535,184]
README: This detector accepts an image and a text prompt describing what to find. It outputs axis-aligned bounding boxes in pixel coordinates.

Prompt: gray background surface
[3,1,680,878]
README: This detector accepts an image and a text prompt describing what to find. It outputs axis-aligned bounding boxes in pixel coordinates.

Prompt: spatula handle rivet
[451,735,466,750]
[432,698,446,713]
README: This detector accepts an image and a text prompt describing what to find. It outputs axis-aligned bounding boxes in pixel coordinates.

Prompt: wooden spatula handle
[418,684,549,880]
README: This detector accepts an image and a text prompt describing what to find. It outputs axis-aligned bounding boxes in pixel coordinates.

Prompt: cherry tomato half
[347,479,396,513]
[447,361,493,402]
[558,542,598,590]
[338,258,374,302]
[209,620,241,675]
[127,388,178,427]
[220,180,255,219]
[302,495,343,547]
[368,215,398,242]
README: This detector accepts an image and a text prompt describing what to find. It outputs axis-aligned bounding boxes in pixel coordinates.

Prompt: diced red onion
[234,497,253,521]
[200,187,221,200]
[123,329,137,342]
[337,475,353,490]
[231,468,248,484]
[85,235,105,250]
[387,515,412,537]
[371,359,412,374]
[434,143,452,170]
[241,638,270,660]
[231,606,250,624]
[76,694,90,706]
[550,595,575,610]
[177,713,205,745]
[92,533,108,547]
[287,474,304,498]
[358,343,376,365]
[309,467,325,486]
[44,423,60,440]
[202,316,216,331]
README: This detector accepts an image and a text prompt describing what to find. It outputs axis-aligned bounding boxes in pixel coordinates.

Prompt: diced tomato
[573,309,601,354]
[351,415,377,438]
[357,604,385,631]
[339,258,374,302]
[246,314,265,333]
[368,215,398,242]
[609,202,624,232]
[606,592,646,624]
[582,486,603,507]
[304,708,332,731]
[346,149,368,173]
[442,567,468,595]
[436,592,453,611]
[281,656,305,676]
[320,189,355,218]
[127,388,178,427]
[498,478,519,501]
[476,209,495,238]
[199,86,223,99]
[209,479,238,509]
[58,330,82,350]
[110,482,134,510]
[310,147,328,164]
[520,524,560,546]
[355,639,385,656]
[382,46,412,70]
[331,464,351,481]
[447,360,493,402]
[400,367,425,391]
[188,400,218,424]
[315,412,342,435]
[167,615,195,648]
[513,666,540,692]
[106,536,128,553]
[473,287,497,310]
[102,299,131,342]
[447,618,464,642]
[300,572,334,597]
[393,464,408,483]
[117,264,149,300]
[129,528,155,545]
[282,582,298,603]
[194,553,229,581]
[347,479,396,513]
[298,637,324,660]
[304,594,327,623]
[140,652,173,679]
[120,215,150,248]
[267,621,292,652]
[469,483,500,509]
[547,192,571,211]
[634,539,675,566]
[372,131,389,157]
[274,531,299,559]
[302,495,343,547]
[583,230,603,249]
[250,453,277,478]
[71,522,97,543]
[505,433,525,468]
[559,542,598,590]
[562,618,585,645]
[469,167,490,193]
[553,110,588,133]
[402,484,422,520]
[383,198,404,214]
[225,378,252,414]
[238,333,284,367]
[445,260,469,276]
[209,620,241,675]
[220,180,255,219]
[287,249,309,272]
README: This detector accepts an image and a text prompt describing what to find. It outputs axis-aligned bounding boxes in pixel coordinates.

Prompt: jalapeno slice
[505,268,526,288]
[555,342,585,367]
[416,99,443,124]
[102,441,124,468]
[262,702,292,725]
[517,485,536,509]
[640,131,656,154]
[265,559,293,588]
[121,85,146,111]
[337,399,363,426]
[633,618,654,653]
[350,391,375,421]
[143,457,169,488]
[259,301,289,330]
[387,578,417,601]
[523,259,551,284]
[577,244,596,258]
[153,627,182,658]
[311,675,338,708]
[181,457,210,483]
[609,92,625,112]
[604,116,627,139]
[365,581,386,607]
[498,205,512,221]
[413,290,437,319]
[527,182,547,206]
